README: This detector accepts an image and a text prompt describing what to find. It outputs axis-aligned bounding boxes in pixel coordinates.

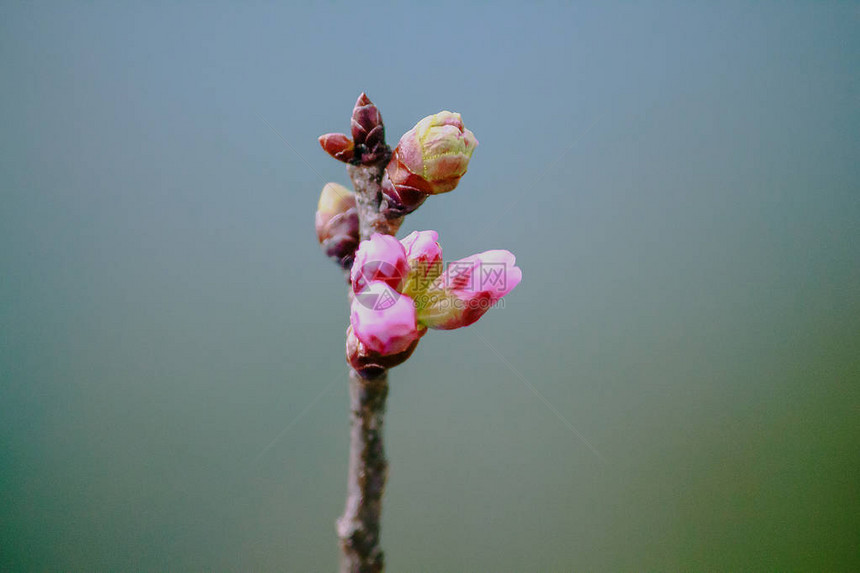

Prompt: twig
[336,370,389,572]
[337,158,400,572]
[347,163,402,239]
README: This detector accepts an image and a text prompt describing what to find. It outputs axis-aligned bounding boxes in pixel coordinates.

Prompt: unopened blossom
[315,182,359,269]
[350,281,423,356]
[417,249,522,330]
[400,230,443,293]
[350,233,410,293]
[381,112,478,216]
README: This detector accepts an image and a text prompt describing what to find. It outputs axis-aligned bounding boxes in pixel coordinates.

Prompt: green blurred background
[1,2,858,571]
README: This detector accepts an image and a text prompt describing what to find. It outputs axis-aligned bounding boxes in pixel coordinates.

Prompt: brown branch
[337,152,400,572]
[336,370,389,572]
[347,162,402,239]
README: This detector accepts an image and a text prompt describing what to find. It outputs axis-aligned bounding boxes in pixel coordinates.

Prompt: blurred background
[1,2,858,571]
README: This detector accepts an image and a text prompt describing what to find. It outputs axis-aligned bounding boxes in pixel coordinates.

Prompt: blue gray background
[2,2,858,571]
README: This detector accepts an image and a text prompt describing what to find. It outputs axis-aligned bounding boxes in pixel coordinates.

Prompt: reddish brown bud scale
[351,93,388,164]
[346,325,422,378]
[316,183,360,269]
[318,133,355,163]
[380,170,427,217]
[350,93,381,144]
[318,214,359,268]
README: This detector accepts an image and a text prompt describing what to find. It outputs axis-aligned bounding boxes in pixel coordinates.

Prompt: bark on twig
[337,156,399,572]
[347,163,402,240]
[336,370,389,572]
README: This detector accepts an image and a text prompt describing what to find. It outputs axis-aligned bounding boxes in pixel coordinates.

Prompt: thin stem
[337,158,400,572]
[336,370,389,572]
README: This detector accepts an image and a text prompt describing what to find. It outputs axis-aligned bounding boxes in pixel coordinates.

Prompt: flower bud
[351,93,387,164]
[346,325,422,378]
[386,111,477,196]
[318,133,355,163]
[350,233,410,293]
[400,230,443,295]
[351,281,421,355]
[315,183,359,269]
[417,250,522,330]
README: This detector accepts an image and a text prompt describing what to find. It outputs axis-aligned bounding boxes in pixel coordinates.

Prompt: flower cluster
[316,94,519,375]
[316,97,478,266]
[347,231,521,377]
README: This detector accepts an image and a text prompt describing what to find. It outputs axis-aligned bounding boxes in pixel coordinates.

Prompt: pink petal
[419,250,522,330]
[400,230,442,266]
[351,233,410,293]
[350,281,420,355]
[446,250,522,302]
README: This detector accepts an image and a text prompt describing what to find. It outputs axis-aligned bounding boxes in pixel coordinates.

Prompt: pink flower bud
[388,111,478,194]
[346,325,423,378]
[401,230,443,266]
[315,183,359,269]
[351,93,388,164]
[417,250,522,330]
[351,281,422,355]
[400,230,443,293]
[351,233,410,293]
[318,133,355,163]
